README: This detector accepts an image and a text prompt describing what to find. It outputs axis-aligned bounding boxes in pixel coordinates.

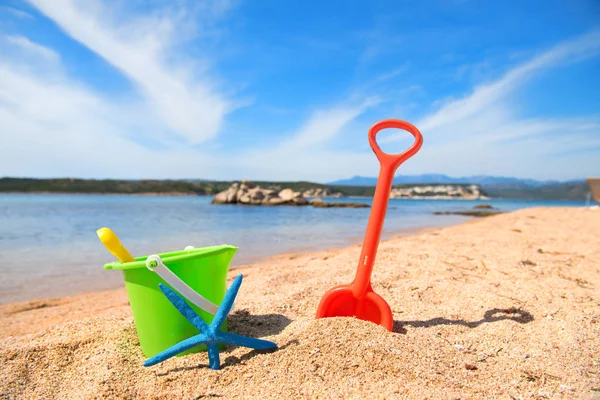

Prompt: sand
[1,207,599,399]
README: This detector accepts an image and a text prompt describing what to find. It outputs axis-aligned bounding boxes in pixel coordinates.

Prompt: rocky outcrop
[390,184,488,200]
[310,198,369,208]
[211,181,309,206]
[212,181,363,208]
[302,188,344,198]
[433,205,503,218]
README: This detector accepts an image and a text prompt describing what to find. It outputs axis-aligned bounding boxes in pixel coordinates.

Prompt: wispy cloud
[2,6,34,19]
[0,33,224,179]
[27,0,233,144]
[6,35,59,61]
[374,66,408,83]
[281,97,380,150]
[411,29,600,136]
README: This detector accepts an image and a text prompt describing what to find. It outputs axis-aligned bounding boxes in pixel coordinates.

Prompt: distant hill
[330,175,589,200]
[480,181,589,200]
[0,177,372,197]
[329,174,555,187]
[0,178,229,196]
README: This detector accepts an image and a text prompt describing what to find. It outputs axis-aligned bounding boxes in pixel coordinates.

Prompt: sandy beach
[1,207,599,399]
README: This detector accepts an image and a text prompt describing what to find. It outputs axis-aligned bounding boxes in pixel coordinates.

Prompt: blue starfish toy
[144,274,277,370]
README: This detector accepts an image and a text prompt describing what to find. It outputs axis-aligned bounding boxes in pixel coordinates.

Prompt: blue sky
[0,0,599,182]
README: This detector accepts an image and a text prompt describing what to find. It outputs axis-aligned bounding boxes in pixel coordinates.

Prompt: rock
[240,179,256,189]
[211,190,230,204]
[279,188,301,201]
[390,184,488,200]
[225,188,238,203]
[211,186,238,204]
[337,202,369,208]
[473,204,493,209]
[263,190,277,199]
[433,210,504,217]
[249,187,264,200]
[311,199,369,208]
[212,181,353,207]
[292,197,309,205]
[265,197,288,206]
[238,193,251,204]
[302,188,344,198]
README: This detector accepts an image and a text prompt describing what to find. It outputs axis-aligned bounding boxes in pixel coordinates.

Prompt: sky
[0,0,599,182]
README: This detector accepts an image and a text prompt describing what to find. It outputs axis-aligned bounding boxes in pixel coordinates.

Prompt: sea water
[0,194,585,303]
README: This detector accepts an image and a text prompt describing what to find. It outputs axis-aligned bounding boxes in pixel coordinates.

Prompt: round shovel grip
[368,119,423,170]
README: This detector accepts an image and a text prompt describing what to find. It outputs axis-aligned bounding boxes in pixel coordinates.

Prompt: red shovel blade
[316,284,393,331]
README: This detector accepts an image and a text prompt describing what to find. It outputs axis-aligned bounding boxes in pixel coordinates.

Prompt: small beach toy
[315,119,423,331]
[97,227,135,263]
[144,274,277,370]
[100,228,237,357]
[97,229,219,314]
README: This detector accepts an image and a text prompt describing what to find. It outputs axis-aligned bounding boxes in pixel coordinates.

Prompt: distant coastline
[0,177,590,200]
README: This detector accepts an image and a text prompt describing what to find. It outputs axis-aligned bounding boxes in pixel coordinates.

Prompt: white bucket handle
[146,253,219,315]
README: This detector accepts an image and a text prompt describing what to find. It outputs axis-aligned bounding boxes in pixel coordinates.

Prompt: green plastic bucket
[104,245,237,358]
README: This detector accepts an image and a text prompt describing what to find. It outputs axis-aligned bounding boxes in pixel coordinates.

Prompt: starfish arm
[212,274,243,329]
[143,334,208,367]
[220,332,277,350]
[159,283,209,334]
[207,343,221,370]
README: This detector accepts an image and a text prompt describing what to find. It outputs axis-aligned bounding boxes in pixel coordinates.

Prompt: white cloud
[212,98,380,181]
[27,0,231,144]
[0,35,226,179]
[280,97,380,150]
[374,66,407,83]
[5,35,59,61]
[2,7,34,19]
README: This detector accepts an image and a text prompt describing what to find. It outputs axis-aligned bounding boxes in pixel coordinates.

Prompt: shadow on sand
[393,307,534,334]
[156,310,294,375]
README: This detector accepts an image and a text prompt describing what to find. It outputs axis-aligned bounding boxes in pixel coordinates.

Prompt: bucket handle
[146,254,219,315]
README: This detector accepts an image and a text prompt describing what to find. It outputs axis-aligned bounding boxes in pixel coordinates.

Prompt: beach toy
[97,227,135,262]
[144,274,277,370]
[315,119,423,331]
[101,229,237,357]
[97,229,219,314]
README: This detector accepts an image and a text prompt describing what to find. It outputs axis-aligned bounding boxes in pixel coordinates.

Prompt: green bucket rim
[103,244,238,271]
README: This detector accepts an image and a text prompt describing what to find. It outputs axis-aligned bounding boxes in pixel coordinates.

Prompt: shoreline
[230,223,443,268]
[0,224,446,308]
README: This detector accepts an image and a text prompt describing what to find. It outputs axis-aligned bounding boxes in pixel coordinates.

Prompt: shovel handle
[352,120,423,298]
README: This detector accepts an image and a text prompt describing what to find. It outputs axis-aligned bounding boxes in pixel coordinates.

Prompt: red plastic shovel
[315,119,423,331]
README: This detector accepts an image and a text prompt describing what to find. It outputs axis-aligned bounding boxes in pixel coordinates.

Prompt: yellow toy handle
[96,227,135,263]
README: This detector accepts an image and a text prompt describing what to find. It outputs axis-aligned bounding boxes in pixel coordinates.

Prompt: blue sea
[0,194,585,303]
